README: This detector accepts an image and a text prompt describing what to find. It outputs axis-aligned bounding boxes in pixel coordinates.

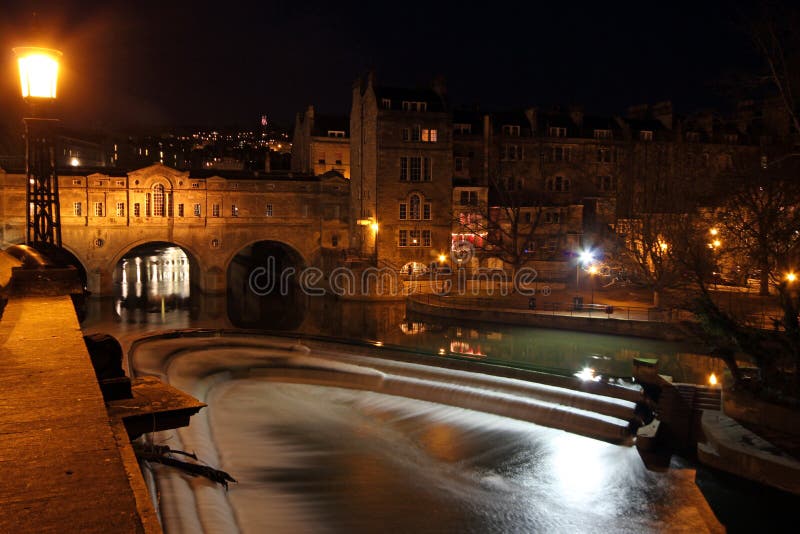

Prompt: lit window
[640,130,653,141]
[409,230,421,246]
[93,202,104,217]
[73,202,82,216]
[422,129,438,142]
[116,202,125,217]
[212,203,220,217]
[194,203,201,217]
[152,184,165,216]
[231,203,238,217]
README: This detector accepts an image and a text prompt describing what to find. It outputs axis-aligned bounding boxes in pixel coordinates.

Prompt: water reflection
[114,245,194,325]
[105,246,725,386]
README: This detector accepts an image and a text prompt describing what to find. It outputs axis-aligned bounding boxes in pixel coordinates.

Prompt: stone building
[291,106,350,178]
[349,73,453,272]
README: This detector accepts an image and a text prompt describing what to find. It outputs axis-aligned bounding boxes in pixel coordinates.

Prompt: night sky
[0,0,774,133]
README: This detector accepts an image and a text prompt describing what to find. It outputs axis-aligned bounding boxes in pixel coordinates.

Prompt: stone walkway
[0,295,160,533]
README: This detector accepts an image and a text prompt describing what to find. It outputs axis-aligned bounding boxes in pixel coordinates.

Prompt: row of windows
[399,157,433,181]
[458,124,654,141]
[495,145,617,163]
[72,202,275,218]
[317,153,344,165]
[381,99,428,112]
[491,175,616,193]
[398,229,432,247]
[402,126,438,142]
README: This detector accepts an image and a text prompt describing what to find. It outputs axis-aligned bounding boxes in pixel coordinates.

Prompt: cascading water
[131,332,722,534]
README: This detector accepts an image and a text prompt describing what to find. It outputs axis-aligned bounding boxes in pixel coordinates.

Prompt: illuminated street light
[14,46,62,100]
[14,45,63,248]
[438,253,447,264]
[709,373,718,386]
[709,228,718,237]
[786,272,797,283]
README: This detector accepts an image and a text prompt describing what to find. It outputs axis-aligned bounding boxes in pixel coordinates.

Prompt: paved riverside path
[0,295,160,533]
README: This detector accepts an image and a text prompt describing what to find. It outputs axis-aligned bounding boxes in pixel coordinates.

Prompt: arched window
[153,184,165,217]
[409,194,421,220]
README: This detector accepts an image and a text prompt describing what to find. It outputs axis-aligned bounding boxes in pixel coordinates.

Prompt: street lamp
[14,46,63,248]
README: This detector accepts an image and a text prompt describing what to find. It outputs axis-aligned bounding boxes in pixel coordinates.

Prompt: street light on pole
[588,264,598,305]
[14,45,63,249]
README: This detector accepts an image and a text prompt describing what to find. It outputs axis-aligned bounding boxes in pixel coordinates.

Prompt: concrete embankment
[407,295,690,341]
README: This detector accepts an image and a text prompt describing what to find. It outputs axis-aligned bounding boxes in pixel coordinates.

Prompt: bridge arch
[100,239,203,296]
[226,239,309,331]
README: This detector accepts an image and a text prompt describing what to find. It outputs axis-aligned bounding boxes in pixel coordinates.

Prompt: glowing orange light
[709,373,718,386]
[14,47,62,99]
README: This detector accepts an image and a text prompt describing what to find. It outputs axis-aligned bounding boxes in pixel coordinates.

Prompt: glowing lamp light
[588,265,598,275]
[14,47,62,100]
[659,241,669,251]
[578,250,594,266]
[438,254,447,263]
[370,222,379,233]
[709,228,718,236]
[575,367,596,381]
[712,239,721,248]
[787,272,797,283]
[70,157,80,167]
[708,373,718,386]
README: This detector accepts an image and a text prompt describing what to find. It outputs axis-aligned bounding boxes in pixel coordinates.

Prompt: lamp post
[588,265,598,305]
[14,46,63,249]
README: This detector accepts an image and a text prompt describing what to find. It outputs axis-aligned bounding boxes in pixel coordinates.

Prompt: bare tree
[453,175,572,275]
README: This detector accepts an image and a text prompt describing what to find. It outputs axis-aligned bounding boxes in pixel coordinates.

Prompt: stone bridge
[0,164,349,295]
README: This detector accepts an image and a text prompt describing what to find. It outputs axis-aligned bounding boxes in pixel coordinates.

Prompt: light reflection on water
[103,245,724,385]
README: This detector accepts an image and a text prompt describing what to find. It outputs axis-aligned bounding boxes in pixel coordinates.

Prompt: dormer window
[402,101,427,112]
[381,98,392,109]
[549,126,567,137]
[594,129,612,140]
[327,130,346,138]
[454,123,472,135]
[502,125,520,136]
[724,134,738,144]
[686,132,700,142]
[640,130,653,141]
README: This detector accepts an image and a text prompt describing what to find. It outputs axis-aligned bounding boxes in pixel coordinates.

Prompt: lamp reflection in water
[115,245,191,323]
